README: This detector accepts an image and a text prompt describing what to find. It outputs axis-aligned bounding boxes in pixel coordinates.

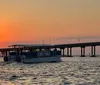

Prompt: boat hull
[5,50,62,63]
[22,56,61,63]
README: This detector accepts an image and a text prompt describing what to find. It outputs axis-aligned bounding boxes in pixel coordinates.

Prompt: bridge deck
[54,42,100,48]
[0,41,100,51]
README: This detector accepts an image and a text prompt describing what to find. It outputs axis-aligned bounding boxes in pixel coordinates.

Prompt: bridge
[0,41,100,57]
[54,42,100,57]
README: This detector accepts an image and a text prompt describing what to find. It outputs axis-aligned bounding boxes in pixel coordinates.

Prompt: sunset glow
[0,0,100,47]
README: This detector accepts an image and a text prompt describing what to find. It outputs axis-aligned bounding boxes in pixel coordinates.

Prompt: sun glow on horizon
[0,0,100,47]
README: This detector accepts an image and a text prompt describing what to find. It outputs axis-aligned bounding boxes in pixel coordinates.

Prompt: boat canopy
[8,44,54,48]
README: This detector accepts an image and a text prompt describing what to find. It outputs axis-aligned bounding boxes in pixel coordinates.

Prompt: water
[0,57,100,85]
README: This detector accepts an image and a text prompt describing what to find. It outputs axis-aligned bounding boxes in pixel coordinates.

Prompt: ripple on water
[0,57,100,85]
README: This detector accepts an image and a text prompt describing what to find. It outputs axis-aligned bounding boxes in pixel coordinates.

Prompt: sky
[0,0,100,47]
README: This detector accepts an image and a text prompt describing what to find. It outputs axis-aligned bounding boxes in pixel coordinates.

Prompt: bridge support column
[91,46,96,57]
[0,52,1,57]
[5,51,7,57]
[6,51,9,57]
[62,48,65,57]
[66,47,72,57]
[69,47,72,57]
[66,48,69,57]
[1,51,8,57]
[1,51,9,58]
[1,51,4,57]
[81,47,86,57]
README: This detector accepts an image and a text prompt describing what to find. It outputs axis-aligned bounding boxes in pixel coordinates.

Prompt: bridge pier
[70,47,72,57]
[81,47,86,57]
[6,51,9,57]
[91,46,96,57]
[62,48,65,57]
[1,51,8,57]
[67,48,69,57]
[66,47,72,57]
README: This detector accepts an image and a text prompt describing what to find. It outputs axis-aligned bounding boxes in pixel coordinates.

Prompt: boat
[3,44,62,63]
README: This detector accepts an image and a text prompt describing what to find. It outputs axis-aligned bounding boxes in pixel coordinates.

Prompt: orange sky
[0,0,100,47]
